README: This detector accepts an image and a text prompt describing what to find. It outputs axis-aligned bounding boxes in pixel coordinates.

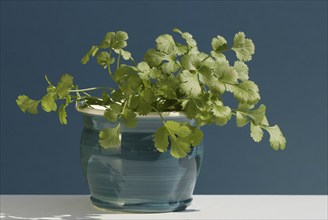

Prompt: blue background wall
[1,1,327,194]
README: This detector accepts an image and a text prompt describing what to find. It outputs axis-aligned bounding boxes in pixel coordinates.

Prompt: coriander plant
[17,29,286,158]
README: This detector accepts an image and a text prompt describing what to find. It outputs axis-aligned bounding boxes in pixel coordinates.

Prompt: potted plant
[16,28,286,212]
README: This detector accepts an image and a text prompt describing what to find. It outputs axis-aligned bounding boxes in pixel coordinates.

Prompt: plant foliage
[17,29,286,158]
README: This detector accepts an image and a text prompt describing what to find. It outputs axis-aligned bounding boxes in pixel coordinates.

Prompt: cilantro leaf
[263,125,286,150]
[236,111,249,127]
[211,35,228,52]
[136,89,154,115]
[172,28,198,50]
[56,74,74,98]
[81,46,99,64]
[179,70,202,98]
[16,95,40,114]
[234,61,249,81]
[137,61,160,80]
[156,75,179,99]
[250,122,263,142]
[182,99,199,119]
[122,108,137,128]
[114,49,132,60]
[96,51,115,68]
[237,104,266,125]
[211,101,232,126]
[188,126,203,146]
[164,121,193,158]
[165,121,192,137]
[161,54,179,73]
[154,126,169,152]
[113,31,129,49]
[213,60,238,85]
[232,32,255,62]
[99,31,128,49]
[99,124,121,148]
[144,49,163,67]
[58,104,68,125]
[104,103,122,122]
[170,140,191,158]
[230,81,260,104]
[114,66,141,95]
[156,34,176,54]
[41,93,57,112]
[144,48,178,74]
[181,54,201,71]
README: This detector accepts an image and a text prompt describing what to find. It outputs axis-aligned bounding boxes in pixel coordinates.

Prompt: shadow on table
[0,208,200,220]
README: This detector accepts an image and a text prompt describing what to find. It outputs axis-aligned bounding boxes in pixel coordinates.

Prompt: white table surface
[0,195,327,220]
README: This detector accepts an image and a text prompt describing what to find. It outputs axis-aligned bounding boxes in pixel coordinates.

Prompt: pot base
[90,196,192,213]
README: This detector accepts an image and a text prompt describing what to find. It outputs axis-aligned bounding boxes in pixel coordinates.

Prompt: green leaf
[144,49,178,74]
[114,66,141,95]
[236,111,249,127]
[237,104,266,125]
[137,62,160,80]
[211,51,226,61]
[156,34,176,54]
[122,108,137,128]
[250,122,263,142]
[173,28,197,49]
[170,140,191,158]
[144,49,164,67]
[211,35,228,52]
[181,54,201,71]
[165,121,192,138]
[56,74,74,98]
[99,31,128,49]
[41,93,57,112]
[232,32,255,62]
[182,99,199,119]
[156,75,179,99]
[211,101,232,126]
[213,60,238,85]
[58,104,67,125]
[113,31,129,49]
[179,70,202,98]
[234,61,249,81]
[120,50,132,60]
[104,103,122,122]
[264,125,286,150]
[113,49,132,60]
[81,46,99,64]
[154,125,170,152]
[163,121,193,158]
[16,95,40,114]
[200,73,225,94]
[189,126,203,146]
[136,97,152,115]
[99,32,115,48]
[99,124,121,148]
[231,81,260,104]
[96,51,115,68]
[250,104,266,125]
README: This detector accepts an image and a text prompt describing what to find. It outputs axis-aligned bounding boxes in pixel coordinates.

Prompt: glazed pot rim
[76,105,186,118]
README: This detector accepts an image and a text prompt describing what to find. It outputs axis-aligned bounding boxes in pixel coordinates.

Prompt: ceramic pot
[78,106,204,213]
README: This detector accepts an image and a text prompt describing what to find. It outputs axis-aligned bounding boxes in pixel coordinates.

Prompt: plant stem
[117,53,121,69]
[70,87,114,92]
[152,107,165,122]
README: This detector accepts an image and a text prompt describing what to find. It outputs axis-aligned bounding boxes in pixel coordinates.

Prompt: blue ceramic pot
[78,106,204,213]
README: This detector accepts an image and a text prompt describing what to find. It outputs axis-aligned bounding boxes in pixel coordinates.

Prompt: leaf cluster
[16,29,286,158]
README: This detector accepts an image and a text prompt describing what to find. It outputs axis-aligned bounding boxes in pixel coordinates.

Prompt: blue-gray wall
[1,1,327,195]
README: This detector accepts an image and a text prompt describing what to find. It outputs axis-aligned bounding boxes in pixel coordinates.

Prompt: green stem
[117,53,121,69]
[70,87,114,92]
[152,107,165,122]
